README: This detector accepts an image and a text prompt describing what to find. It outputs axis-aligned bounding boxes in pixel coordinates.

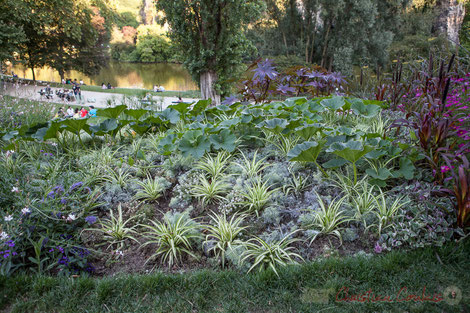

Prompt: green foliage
[203,212,247,268]
[373,190,410,236]
[194,152,231,180]
[233,151,270,179]
[304,193,350,244]
[133,175,166,203]
[156,0,264,97]
[141,212,201,268]
[239,179,277,216]
[87,205,140,249]
[240,231,303,277]
[190,176,230,206]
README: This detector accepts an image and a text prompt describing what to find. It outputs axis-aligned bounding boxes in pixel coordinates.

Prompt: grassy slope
[1,240,468,313]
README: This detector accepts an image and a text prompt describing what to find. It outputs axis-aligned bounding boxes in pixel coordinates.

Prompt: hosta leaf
[125,109,150,121]
[287,141,324,162]
[178,130,211,159]
[130,122,151,136]
[327,141,374,163]
[97,105,127,119]
[366,168,392,180]
[392,157,416,180]
[323,158,348,168]
[209,129,237,152]
[158,108,180,124]
[158,133,177,155]
[61,118,90,135]
[168,102,192,114]
[320,96,345,110]
[89,119,119,136]
[190,99,210,116]
[294,124,322,140]
[350,99,381,118]
[258,118,288,134]
[218,117,241,129]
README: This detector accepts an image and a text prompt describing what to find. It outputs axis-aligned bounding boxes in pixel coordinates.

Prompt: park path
[1,82,199,109]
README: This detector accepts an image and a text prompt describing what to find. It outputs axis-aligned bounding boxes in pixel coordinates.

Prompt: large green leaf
[89,119,119,136]
[97,105,127,119]
[218,117,242,129]
[350,99,381,118]
[130,122,151,136]
[168,102,192,114]
[209,129,237,152]
[125,109,150,121]
[287,141,324,162]
[392,157,416,180]
[158,108,180,124]
[320,96,345,110]
[327,141,374,164]
[61,118,90,135]
[323,158,348,168]
[32,121,65,141]
[158,133,178,155]
[190,99,210,116]
[294,124,323,140]
[366,168,393,180]
[178,130,211,159]
[258,118,288,134]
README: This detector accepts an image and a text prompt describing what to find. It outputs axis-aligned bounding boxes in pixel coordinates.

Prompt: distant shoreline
[1,75,200,99]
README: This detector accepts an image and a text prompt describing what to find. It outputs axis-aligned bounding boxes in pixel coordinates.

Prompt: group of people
[62,78,84,85]
[153,85,165,92]
[101,82,112,90]
[54,106,97,119]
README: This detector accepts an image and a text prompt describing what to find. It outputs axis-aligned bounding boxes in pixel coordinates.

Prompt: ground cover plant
[0,62,468,313]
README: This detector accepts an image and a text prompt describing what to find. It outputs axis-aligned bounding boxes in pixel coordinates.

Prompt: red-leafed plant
[440,154,470,228]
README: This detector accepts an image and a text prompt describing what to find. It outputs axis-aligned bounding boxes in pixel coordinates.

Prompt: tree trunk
[432,0,466,45]
[321,20,332,69]
[200,70,220,106]
[31,66,35,81]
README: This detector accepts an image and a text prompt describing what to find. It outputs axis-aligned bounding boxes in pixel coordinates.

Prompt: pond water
[5,61,198,91]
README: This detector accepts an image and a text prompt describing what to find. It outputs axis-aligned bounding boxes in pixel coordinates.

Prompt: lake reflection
[6,61,198,91]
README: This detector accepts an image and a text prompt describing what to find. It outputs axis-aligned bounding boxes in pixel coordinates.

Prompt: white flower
[5,150,14,157]
[113,250,124,257]
[21,207,31,215]
[0,232,9,241]
[11,187,19,193]
[67,214,77,221]
[4,215,13,222]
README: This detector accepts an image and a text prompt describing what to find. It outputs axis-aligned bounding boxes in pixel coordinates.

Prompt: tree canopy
[156,0,264,104]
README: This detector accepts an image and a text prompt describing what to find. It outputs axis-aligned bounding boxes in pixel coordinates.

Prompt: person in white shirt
[66,106,74,117]
[79,79,84,85]
[159,85,165,92]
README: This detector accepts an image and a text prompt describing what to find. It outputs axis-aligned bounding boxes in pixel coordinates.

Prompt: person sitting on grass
[66,106,74,117]
[54,107,65,119]
[73,108,80,119]
[88,106,97,117]
[79,106,88,118]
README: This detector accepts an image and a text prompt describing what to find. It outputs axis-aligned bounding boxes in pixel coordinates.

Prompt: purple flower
[60,198,67,204]
[85,215,97,225]
[221,95,240,106]
[252,59,278,81]
[69,182,83,191]
[276,84,296,94]
[374,242,383,254]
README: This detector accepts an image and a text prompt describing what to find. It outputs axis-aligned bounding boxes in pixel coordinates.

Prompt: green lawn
[62,85,200,99]
[1,240,468,313]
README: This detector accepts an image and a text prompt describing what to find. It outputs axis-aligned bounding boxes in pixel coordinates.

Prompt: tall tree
[0,0,27,67]
[432,0,467,45]
[156,0,263,105]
